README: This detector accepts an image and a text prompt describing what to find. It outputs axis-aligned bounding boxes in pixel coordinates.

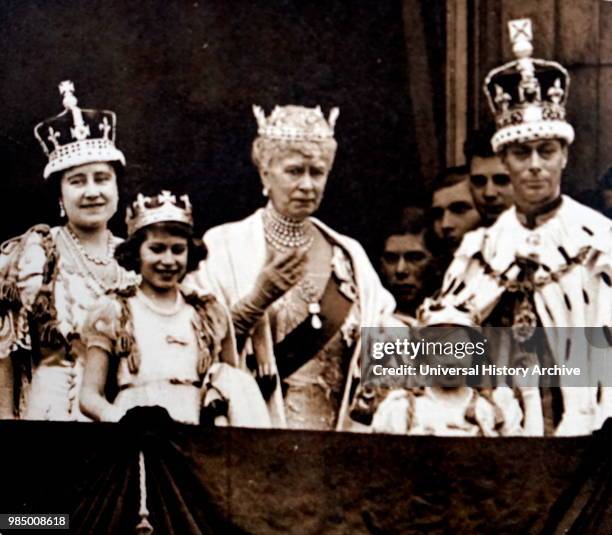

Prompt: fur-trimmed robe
[187,209,398,430]
[420,196,612,436]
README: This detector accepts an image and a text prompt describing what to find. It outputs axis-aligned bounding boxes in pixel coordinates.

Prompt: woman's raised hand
[231,247,309,342]
[254,247,308,304]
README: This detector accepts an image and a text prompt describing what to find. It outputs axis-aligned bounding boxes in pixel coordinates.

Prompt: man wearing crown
[419,19,612,436]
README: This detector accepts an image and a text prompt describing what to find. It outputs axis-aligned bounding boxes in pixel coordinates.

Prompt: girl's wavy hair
[114,220,206,275]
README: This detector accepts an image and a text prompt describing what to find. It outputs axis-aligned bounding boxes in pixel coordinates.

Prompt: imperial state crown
[484,19,574,152]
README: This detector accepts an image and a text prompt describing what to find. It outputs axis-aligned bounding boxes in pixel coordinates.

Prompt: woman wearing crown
[187,105,398,430]
[78,191,258,425]
[0,81,138,421]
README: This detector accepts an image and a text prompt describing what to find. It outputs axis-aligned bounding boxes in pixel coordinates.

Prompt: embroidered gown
[188,209,398,430]
[84,289,234,424]
[267,245,360,429]
[0,225,137,420]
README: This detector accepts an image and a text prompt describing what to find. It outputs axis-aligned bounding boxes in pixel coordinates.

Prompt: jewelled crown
[126,190,193,236]
[34,80,125,179]
[253,104,339,142]
[484,19,574,152]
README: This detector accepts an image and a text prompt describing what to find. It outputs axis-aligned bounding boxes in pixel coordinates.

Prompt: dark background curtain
[1,414,610,534]
[0,0,446,258]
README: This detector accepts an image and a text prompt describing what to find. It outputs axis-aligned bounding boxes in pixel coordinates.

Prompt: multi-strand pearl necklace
[59,226,117,296]
[262,202,314,253]
[262,203,327,329]
[64,225,115,266]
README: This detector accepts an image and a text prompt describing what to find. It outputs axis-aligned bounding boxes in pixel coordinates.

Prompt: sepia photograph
[0,1,610,533]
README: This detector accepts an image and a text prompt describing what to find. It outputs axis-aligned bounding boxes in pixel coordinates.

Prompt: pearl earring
[59,201,66,218]
[262,187,269,197]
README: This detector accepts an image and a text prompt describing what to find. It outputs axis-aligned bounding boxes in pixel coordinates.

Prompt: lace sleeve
[83,296,122,354]
[0,226,56,357]
[15,226,55,311]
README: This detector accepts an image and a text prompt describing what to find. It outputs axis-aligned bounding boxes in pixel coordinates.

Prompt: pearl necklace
[65,225,115,266]
[59,227,117,296]
[262,202,314,252]
[135,289,182,316]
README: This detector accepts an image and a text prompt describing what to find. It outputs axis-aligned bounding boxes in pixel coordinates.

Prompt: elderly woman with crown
[187,105,397,430]
[0,81,138,421]
[418,19,612,436]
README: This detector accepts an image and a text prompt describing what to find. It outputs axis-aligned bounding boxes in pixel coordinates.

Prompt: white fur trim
[43,139,125,178]
[492,121,574,152]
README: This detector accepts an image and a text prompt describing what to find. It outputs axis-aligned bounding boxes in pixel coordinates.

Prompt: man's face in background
[431,179,481,251]
[469,155,513,225]
[380,232,432,315]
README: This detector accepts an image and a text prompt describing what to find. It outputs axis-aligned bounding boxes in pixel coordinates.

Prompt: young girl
[371,327,526,437]
[80,190,241,424]
[372,385,525,437]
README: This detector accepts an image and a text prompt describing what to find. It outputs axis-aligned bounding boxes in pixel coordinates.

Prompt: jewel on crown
[483,18,574,152]
[34,80,125,179]
[126,190,193,236]
[59,81,91,142]
[253,104,339,142]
